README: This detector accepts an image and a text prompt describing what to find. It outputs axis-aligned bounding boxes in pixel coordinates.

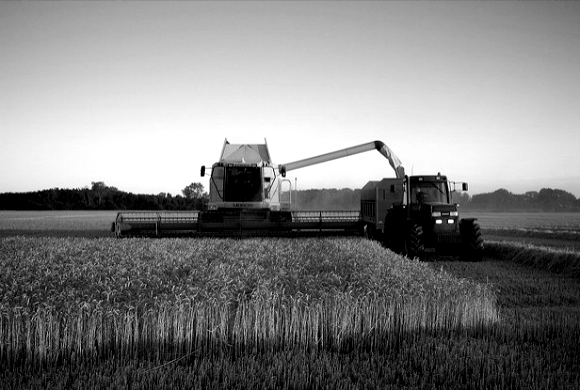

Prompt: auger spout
[279,140,405,179]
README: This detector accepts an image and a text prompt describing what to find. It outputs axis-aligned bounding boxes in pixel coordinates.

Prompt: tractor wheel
[459,219,484,261]
[404,223,424,260]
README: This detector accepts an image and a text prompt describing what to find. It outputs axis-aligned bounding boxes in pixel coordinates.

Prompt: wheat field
[1,211,579,388]
[0,236,498,366]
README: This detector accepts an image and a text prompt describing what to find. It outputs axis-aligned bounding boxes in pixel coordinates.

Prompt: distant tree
[524,191,539,201]
[538,188,577,211]
[468,188,518,211]
[91,181,108,207]
[181,182,208,210]
[182,183,206,200]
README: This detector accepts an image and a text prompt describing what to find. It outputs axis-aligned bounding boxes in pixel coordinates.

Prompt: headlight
[447,219,455,224]
[432,211,442,217]
[435,219,443,224]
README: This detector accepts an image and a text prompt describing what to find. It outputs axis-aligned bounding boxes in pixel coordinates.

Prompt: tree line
[293,188,580,212]
[459,188,580,212]
[0,182,208,211]
[1,182,579,212]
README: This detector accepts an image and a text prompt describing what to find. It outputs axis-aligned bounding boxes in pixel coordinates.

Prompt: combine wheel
[111,221,122,238]
[404,223,424,260]
[114,222,124,238]
[459,219,484,261]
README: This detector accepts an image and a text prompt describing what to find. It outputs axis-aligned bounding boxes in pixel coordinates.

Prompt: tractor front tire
[382,214,401,253]
[404,223,424,260]
[460,219,484,261]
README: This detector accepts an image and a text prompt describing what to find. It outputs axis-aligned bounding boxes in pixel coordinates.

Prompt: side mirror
[279,165,287,178]
[462,183,469,191]
[200,166,206,177]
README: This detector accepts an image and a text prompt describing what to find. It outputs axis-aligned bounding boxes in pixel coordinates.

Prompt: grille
[436,232,461,244]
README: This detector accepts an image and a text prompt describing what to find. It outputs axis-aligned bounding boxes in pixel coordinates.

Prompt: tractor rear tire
[404,223,424,260]
[460,219,484,261]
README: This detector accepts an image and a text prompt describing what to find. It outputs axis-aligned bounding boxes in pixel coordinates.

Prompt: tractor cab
[408,175,457,220]
[405,174,469,248]
[410,176,450,205]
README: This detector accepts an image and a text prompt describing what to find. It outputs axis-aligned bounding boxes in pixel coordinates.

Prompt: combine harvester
[112,139,483,260]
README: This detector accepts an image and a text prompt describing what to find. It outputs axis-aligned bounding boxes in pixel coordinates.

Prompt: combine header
[113,210,360,238]
[112,139,483,260]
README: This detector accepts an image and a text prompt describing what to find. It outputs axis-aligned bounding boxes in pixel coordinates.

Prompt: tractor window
[411,182,449,204]
[224,166,263,202]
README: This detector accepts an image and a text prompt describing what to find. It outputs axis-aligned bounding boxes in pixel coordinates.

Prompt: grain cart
[360,174,484,261]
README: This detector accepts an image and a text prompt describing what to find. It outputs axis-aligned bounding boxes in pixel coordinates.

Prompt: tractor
[360,175,483,261]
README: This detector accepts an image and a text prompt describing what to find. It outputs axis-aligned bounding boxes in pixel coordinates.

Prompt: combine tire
[404,223,424,260]
[460,219,484,261]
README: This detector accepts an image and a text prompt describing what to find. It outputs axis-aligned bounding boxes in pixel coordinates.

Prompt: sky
[1,1,579,197]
